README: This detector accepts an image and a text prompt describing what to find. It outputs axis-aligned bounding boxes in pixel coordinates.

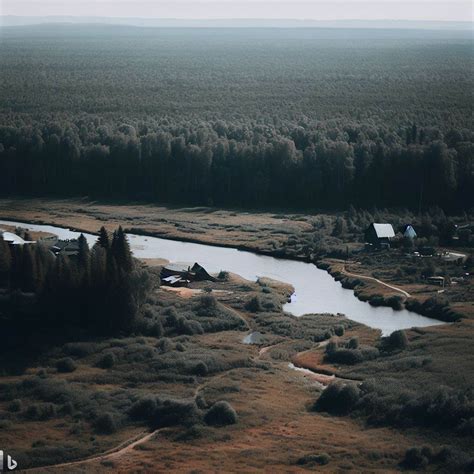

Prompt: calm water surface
[0,220,444,335]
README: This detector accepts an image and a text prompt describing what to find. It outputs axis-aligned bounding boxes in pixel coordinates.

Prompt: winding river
[0,219,444,335]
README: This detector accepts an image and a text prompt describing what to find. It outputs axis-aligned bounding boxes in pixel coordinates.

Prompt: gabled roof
[372,223,395,238]
[403,225,417,238]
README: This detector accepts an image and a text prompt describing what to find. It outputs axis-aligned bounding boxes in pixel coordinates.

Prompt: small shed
[403,225,417,239]
[365,223,395,247]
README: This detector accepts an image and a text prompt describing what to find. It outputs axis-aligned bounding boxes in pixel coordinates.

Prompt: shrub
[204,401,238,426]
[56,358,77,373]
[157,338,173,353]
[334,326,345,337]
[388,330,408,350]
[245,296,262,313]
[8,399,22,412]
[129,397,157,421]
[326,340,338,354]
[152,398,201,428]
[96,353,116,369]
[313,382,360,415]
[94,413,118,434]
[177,318,204,336]
[192,361,208,376]
[137,319,163,337]
[218,271,229,281]
[25,403,57,420]
[296,453,330,466]
[195,394,208,409]
[401,447,429,469]
[347,337,359,349]
[199,294,217,310]
[386,295,403,310]
[326,348,364,365]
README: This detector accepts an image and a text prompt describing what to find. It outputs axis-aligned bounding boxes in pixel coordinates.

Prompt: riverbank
[1,198,471,323]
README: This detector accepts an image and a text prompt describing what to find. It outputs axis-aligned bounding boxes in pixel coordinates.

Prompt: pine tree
[111,226,133,272]
[77,234,90,271]
[0,235,12,288]
[20,245,37,292]
[97,226,110,250]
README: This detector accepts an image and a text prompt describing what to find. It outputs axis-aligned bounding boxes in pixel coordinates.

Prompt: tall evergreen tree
[20,245,37,292]
[77,234,90,271]
[111,226,133,272]
[97,226,110,250]
[0,236,12,288]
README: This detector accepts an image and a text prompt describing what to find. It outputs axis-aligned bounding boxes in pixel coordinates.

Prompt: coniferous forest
[0,26,472,211]
[0,227,151,353]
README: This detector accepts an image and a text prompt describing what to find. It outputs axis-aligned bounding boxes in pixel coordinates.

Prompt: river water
[0,219,444,335]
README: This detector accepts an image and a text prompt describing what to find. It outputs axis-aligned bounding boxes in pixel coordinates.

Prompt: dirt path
[343,265,411,298]
[25,429,160,472]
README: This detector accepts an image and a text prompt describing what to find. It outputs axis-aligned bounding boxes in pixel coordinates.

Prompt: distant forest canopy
[0,26,472,211]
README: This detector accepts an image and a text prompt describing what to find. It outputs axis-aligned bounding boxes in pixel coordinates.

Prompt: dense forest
[0,26,472,210]
[0,227,151,352]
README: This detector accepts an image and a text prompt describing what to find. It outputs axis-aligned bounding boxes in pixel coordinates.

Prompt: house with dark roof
[161,262,216,283]
[365,223,395,248]
[52,239,80,257]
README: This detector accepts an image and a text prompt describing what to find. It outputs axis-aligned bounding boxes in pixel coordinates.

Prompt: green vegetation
[0,27,472,211]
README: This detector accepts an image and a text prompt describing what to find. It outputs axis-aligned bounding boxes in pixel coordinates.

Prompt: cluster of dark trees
[0,27,472,212]
[0,227,151,340]
[0,117,472,211]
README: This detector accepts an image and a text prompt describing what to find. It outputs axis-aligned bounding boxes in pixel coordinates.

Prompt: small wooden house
[365,223,395,247]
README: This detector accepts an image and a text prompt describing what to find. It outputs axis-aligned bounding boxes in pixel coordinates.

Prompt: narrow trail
[342,265,411,298]
[24,429,161,472]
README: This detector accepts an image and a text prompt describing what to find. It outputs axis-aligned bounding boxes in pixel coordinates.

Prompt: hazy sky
[1,0,472,22]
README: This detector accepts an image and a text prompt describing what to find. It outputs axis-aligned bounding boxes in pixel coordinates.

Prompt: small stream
[0,219,445,335]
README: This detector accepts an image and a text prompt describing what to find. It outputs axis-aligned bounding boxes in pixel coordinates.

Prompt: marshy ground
[0,198,473,472]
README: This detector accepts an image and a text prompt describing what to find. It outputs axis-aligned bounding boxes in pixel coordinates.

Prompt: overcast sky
[1,0,472,22]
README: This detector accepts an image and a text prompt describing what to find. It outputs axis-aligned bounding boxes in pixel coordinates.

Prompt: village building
[403,225,417,239]
[161,262,216,286]
[0,230,35,246]
[364,223,395,248]
[51,239,80,257]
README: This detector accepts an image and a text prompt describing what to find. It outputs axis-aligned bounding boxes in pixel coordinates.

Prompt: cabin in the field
[365,223,395,248]
[161,262,216,285]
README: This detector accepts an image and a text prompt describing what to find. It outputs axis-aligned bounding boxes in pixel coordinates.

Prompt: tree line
[0,117,472,211]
